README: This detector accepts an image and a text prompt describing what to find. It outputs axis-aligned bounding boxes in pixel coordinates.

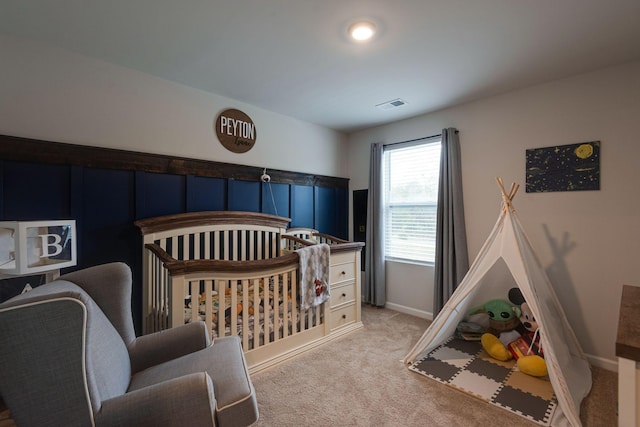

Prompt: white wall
[0,35,347,177]
[347,60,640,369]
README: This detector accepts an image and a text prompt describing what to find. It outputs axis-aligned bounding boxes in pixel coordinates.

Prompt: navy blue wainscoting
[227,179,260,212]
[0,159,348,333]
[2,162,71,220]
[186,175,226,212]
[290,184,314,229]
[261,181,290,218]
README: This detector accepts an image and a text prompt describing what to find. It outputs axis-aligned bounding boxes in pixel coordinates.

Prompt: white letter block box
[0,220,77,276]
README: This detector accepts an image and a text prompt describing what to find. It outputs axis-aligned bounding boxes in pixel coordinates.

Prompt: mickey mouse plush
[507,288,548,377]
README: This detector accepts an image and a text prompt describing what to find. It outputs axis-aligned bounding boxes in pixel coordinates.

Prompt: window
[383,137,441,264]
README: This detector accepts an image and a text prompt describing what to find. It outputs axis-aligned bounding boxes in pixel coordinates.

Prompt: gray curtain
[364,142,386,307]
[433,128,469,315]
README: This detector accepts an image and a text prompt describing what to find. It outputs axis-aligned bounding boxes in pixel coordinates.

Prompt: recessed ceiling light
[348,21,376,42]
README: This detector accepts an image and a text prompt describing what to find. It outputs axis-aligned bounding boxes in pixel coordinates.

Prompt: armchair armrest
[129,321,211,373]
[96,373,216,427]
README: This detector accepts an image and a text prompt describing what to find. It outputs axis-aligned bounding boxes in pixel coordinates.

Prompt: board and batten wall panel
[0,138,350,333]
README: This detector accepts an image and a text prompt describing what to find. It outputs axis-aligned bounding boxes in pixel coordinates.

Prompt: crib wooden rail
[281,229,350,251]
[135,210,291,235]
[144,243,300,274]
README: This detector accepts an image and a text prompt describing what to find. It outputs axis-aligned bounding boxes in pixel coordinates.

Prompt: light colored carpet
[251,305,617,427]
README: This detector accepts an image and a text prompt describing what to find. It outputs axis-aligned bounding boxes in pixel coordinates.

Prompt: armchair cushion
[128,321,211,373]
[96,373,216,427]
[129,336,258,427]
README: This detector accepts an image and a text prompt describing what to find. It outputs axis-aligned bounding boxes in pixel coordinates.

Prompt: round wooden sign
[215,109,257,153]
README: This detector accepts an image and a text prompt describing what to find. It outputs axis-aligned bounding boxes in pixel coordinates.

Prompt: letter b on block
[39,234,64,258]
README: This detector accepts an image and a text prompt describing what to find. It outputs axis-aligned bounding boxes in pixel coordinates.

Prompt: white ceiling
[2,1,640,133]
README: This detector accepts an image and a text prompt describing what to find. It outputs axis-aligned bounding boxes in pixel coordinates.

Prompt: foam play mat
[409,337,557,426]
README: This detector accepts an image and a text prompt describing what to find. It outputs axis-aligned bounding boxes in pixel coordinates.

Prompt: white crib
[135,211,363,373]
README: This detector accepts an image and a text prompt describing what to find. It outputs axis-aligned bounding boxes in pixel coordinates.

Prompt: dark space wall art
[525,141,600,193]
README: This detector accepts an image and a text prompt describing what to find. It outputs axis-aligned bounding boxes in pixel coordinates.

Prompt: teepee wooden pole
[508,183,520,200]
[496,177,517,212]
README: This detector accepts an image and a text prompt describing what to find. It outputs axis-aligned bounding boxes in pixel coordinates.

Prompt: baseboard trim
[587,354,618,372]
[385,302,433,321]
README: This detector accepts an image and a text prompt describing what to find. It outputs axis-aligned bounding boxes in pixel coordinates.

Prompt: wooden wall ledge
[0,134,349,188]
[616,284,640,361]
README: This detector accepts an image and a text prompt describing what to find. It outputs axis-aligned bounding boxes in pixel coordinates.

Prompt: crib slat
[148,254,155,334]
[204,232,210,260]
[248,231,255,261]
[148,253,156,334]
[291,269,298,334]
[213,231,220,260]
[239,230,246,261]
[223,231,229,260]
[192,233,198,261]
[230,280,238,336]
[189,281,198,328]
[156,255,163,332]
[158,259,164,331]
[183,234,190,261]
[241,279,249,350]
[273,273,280,341]
[211,280,220,339]
[205,280,213,335]
[281,272,288,339]
[256,232,263,260]
[263,275,270,345]
[253,278,260,350]
[156,257,162,332]
[217,280,226,338]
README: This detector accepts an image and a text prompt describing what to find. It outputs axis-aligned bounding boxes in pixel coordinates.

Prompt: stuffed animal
[507,288,548,377]
[469,299,522,361]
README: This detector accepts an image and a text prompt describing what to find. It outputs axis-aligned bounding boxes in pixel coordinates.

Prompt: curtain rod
[383,132,442,148]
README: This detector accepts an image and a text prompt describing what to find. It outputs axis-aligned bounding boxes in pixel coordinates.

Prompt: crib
[135,211,364,373]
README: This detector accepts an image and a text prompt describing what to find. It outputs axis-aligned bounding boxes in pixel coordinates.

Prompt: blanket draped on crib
[295,243,331,310]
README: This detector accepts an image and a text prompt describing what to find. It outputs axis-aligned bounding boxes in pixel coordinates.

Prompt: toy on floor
[469,298,522,361]
[470,289,548,377]
[455,320,487,341]
[507,288,548,377]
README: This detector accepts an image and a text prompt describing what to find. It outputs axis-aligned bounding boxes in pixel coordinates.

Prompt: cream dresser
[327,243,363,335]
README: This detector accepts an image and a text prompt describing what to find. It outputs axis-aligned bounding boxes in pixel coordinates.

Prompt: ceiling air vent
[376,98,408,111]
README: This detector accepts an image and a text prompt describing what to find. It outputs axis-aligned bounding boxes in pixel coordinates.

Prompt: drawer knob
[342,314,347,319]
[342,293,346,297]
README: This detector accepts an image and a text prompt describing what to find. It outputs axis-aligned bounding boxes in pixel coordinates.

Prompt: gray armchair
[0,262,258,427]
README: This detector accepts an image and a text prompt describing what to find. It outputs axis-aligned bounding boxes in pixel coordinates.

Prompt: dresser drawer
[330,262,355,284]
[331,303,356,330]
[330,283,355,307]
[330,251,354,266]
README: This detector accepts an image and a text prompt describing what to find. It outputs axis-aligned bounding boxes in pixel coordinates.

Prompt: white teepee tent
[404,179,592,427]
